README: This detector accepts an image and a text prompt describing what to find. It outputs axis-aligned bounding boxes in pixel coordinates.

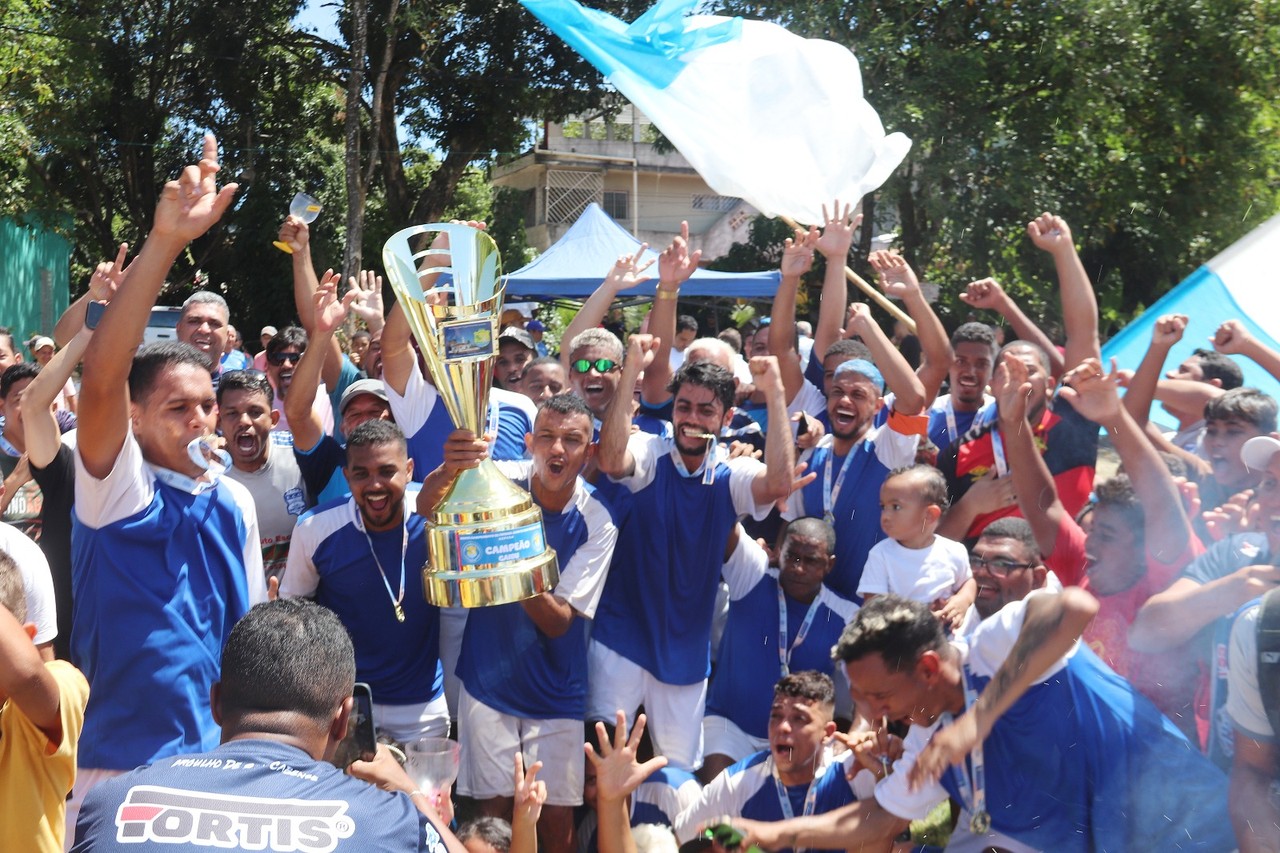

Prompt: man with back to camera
[72,598,463,852]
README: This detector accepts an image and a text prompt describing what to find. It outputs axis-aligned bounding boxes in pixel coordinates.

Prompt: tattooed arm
[907,588,1099,789]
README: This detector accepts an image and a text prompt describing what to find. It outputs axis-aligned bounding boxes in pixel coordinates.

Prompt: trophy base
[423,460,560,607]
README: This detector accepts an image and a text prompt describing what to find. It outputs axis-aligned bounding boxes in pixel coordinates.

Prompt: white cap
[1241,435,1280,472]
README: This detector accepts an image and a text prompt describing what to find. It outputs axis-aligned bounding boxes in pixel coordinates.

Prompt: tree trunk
[342,0,369,281]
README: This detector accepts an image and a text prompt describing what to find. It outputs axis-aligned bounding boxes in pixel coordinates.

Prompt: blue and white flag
[1101,212,1280,429]
[522,0,911,225]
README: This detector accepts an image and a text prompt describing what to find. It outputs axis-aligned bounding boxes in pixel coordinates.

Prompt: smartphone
[350,682,377,762]
[85,300,108,330]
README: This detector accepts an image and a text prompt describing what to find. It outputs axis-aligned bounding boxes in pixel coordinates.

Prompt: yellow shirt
[0,659,89,853]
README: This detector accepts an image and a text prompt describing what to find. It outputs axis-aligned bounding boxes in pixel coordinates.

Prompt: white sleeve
[221,477,268,605]
[857,541,893,597]
[0,522,57,644]
[727,455,772,521]
[672,767,752,843]
[73,430,155,529]
[610,432,664,492]
[553,491,617,619]
[963,590,1073,681]
[721,535,769,600]
[494,460,532,481]
[384,359,441,436]
[787,379,828,420]
[279,516,322,598]
[869,421,919,471]
[873,723,950,820]
[1227,605,1274,740]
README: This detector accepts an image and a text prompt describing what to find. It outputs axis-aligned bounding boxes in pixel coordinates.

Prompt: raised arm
[768,227,816,404]
[845,303,925,414]
[810,201,859,371]
[750,355,799,505]
[1059,358,1192,559]
[908,587,1099,789]
[1215,319,1280,384]
[560,246,652,375]
[1129,563,1280,654]
[79,134,238,479]
[959,277,1065,377]
[23,328,90,469]
[869,250,951,404]
[53,242,127,346]
[590,712,668,853]
[286,271,352,453]
[598,334,657,478]
[1027,213,1099,370]
[640,224,700,405]
[1121,314,1187,427]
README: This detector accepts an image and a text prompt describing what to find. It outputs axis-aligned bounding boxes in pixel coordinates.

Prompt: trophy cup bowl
[382,222,558,607]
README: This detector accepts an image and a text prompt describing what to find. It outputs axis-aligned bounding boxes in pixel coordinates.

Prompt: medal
[356,500,409,625]
[969,810,991,835]
[394,602,406,623]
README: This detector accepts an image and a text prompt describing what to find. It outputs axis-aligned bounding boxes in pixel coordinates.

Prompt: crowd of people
[2,134,1277,852]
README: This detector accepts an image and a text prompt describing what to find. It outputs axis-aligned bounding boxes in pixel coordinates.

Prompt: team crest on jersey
[114,786,356,851]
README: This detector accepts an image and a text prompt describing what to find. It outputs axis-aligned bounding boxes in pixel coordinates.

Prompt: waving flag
[522,0,911,225]
[1101,212,1280,429]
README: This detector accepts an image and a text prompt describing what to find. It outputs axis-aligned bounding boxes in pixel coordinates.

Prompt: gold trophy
[383,223,559,607]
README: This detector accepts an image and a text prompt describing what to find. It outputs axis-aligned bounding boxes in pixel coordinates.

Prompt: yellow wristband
[656,289,679,301]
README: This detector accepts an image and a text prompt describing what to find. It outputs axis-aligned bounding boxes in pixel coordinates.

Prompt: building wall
[0,217,71,344]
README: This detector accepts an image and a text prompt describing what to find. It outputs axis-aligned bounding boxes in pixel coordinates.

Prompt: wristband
[656,289,679,301]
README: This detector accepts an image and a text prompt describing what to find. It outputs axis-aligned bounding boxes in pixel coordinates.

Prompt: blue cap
[833,358,885,393]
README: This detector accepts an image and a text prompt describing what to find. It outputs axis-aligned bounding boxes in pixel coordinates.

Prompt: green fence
[0,217,71,348]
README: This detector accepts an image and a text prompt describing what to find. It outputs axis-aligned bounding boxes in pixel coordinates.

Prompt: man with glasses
[967,517,1050,624]
[565,329,626,429]
[265,326,334,442]
[700,518,856,784]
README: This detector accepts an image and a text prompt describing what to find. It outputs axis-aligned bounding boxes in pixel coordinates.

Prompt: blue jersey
[281,498,442,705]
[631,767,701,829]
[457,465,617,719]
[73,739,448,852]
[707,557,855,739]
[592,434,770,684]
[674,752,857,853]
[785,420,919,601]
[71,437,266,770]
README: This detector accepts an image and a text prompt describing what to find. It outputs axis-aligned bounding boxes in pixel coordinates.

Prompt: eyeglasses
[267,352,302,365]
[570,358,620,374]
[969,555,1036,576]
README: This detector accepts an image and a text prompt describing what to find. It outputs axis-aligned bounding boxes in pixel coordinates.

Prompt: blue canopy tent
[502,203,780,299]
[1101,212,1280,430]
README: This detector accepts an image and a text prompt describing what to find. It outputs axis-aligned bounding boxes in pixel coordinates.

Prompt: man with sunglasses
[266,326,334,443]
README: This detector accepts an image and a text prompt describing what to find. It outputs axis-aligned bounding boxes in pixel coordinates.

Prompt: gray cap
[339,378,390,415]
[499,325,536,352]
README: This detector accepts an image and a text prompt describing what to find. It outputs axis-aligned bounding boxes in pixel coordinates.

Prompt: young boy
[520,356,568,404]
[858,464,976,632]
[0,550,89,851]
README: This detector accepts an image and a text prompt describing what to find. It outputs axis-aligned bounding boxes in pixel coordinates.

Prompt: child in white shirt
[858,464,975,631]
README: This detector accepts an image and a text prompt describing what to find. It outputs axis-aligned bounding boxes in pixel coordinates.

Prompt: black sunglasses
[570,358,620,374]
[268,352,302,365]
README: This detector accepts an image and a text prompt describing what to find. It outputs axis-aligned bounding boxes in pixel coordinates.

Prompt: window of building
[692,194,740,212]
[603,191,629,222]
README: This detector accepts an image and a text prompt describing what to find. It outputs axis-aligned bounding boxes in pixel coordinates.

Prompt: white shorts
[438,608,469,720]
[702,714,768,763]
[946,809,1039,853]
[456,683,585,806]
[586,640,707,771]
[374,693,450,744]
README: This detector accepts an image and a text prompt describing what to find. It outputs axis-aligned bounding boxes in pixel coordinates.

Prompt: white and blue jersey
[876,594,1234,851]
[592,433,773,685]
[281,497,443,706]
[71,433,267,771]
[707,539,856,740]
[784,415,920,601]
[631,767,702,829]
[674,751,861,853]
[73,739,449,852]
[456,462,617,720]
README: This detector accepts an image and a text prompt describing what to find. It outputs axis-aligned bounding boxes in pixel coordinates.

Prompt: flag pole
[780,215,917,335]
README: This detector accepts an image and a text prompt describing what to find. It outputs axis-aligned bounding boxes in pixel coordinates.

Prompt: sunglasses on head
[570,358,620,374]
[268,352,302,365]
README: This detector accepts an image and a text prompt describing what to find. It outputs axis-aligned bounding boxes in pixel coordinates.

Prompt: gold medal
[394,602,406,623]
[969,810,991,835]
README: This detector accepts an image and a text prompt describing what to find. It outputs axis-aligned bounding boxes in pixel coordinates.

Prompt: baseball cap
[499,326,536,352]
[29,336,54,353]
[339,378,389,415]
[1241,435,1280,472]
[260,325,278,338]
[526,319,545,332]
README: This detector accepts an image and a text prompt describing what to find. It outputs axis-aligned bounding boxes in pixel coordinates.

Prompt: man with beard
[782,303,926,601]
[674,672,870,851]
[281,420,444,743]
[67,134,267,827]
[589,337,797,771]
[219,370,309,583]
[420,393,618,853]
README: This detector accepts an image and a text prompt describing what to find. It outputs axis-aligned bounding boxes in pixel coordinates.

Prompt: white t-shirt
[0,521,56,643]
[1226,603,1273,741]
[857,535,972,603]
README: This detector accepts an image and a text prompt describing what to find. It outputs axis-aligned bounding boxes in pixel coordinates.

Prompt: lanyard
[777,586,823,677]
[150,465,221,495]
[354,502,409,623]
[944,398,958,444]
[0,432,20,458]
[821,445,857,523]
[771,760,820,853]
[989,426,1008,478]
[671,436,723,485]
[487,399,501,439]
[941,668,989,835]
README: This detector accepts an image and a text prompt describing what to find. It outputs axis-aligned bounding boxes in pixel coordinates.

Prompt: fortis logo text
[114,786,356,851]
